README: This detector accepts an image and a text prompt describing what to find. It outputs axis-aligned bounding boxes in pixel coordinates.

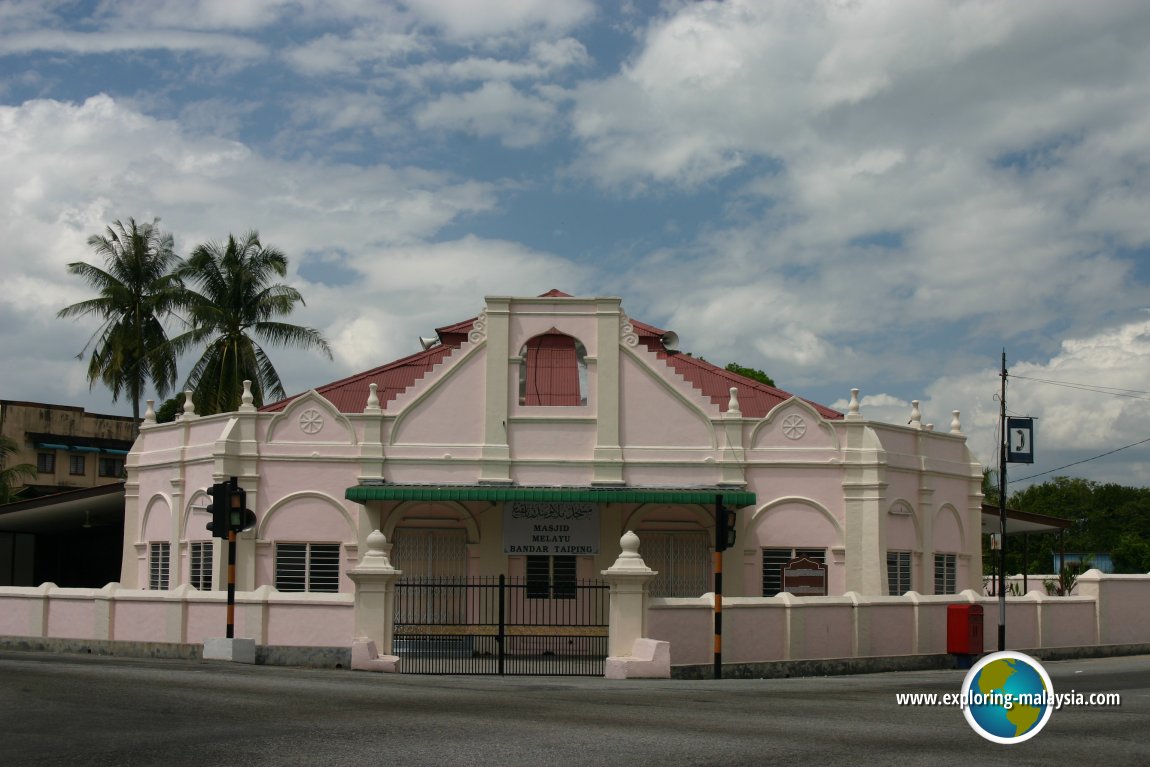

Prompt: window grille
[762,547,826,597]
[98,457,124,477]
[68,454,85,476]
[887,550,912,595]
[392,529,467,579]
[189,541,213,590]
[526,555,577,599]
[275,543,341,593]
[641,532,711,597]
[934,553,957,595]
[36,453,55,474]
[149,542,170,590]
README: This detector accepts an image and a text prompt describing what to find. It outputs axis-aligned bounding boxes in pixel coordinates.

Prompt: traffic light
[716,505,737,552]
[205,482,230,539]
[227,479,256,533]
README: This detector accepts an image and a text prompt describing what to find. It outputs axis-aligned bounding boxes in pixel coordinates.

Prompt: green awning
[346,484,756,507]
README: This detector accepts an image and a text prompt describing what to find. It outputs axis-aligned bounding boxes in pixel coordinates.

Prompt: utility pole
[998,351,1008,652]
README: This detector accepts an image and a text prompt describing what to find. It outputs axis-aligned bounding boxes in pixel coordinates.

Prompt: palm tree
[172,231,331,414]
[57,218,182,422]
[0,435,37,503]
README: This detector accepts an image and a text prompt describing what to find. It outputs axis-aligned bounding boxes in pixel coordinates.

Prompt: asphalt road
[2,651,1148,766]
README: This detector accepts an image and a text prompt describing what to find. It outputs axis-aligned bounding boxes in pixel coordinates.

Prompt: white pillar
[601,531,669,678]
[347,529,403,672]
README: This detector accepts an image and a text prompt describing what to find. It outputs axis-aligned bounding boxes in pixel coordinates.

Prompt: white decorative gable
[266,390,355,445]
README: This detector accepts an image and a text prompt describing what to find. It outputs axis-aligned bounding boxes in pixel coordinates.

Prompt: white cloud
[401,0,595,41]
[415,81,558,147]
[0,30,267,59]
[0,95,581,409]
[899,317,1150,481]
[577,0,1150,410]
[321,236,588,371]
[91,0,299,30]
[283,28,426,76]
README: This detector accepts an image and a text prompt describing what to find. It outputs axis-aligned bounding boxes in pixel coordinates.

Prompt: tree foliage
[0,435,38,503]
[57,218,182,422]
[1000,476,1150,574]
[724,362,776,388]
[170,231,331,415]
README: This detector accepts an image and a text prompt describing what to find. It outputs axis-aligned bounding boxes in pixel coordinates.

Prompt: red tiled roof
[626,317,839,419]
[262,344,454,413]
[265,293,841,419]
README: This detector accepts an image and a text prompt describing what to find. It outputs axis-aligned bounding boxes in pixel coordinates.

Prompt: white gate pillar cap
[602,531,655,575]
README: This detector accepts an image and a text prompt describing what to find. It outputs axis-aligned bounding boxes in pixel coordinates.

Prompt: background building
[0,401,134,586]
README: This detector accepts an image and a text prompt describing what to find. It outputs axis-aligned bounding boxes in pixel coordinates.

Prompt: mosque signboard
[503,502,600,555]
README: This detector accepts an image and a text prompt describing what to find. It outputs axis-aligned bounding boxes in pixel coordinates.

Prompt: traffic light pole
[226,528,237,639]
[714,495,724,680]
[202,477,256,664]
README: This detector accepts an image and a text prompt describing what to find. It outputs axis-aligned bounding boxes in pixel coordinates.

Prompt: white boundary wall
[648,570,1150,666]
[0,583,353,647]
[1,570,1146,665]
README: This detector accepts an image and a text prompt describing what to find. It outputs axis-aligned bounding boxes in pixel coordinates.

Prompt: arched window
[518,332,588,406]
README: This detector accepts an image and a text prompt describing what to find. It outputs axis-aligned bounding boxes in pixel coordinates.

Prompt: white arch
[383,500,480,544]
[139,493,173,544]
[749,495,844,545]
[887,498,922,551]
[622,503,713,533]
[181,489,213,540]
[932,503,966,552]
[259,490,357,540]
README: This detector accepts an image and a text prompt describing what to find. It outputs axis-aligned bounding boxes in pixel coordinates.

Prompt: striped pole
[226,528,236,639]
[714,495,724,680]
[714,549,723,679]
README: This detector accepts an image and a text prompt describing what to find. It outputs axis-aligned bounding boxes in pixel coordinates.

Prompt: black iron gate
[393,575,609,675]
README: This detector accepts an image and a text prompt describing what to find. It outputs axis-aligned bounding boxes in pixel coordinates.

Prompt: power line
[1010,436,1150,484]
[1010,374,1150,401]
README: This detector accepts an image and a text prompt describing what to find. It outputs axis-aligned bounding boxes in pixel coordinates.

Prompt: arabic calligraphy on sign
[503,502,600,555]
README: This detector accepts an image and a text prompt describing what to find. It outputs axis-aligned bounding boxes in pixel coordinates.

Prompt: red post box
[946,603,984,655]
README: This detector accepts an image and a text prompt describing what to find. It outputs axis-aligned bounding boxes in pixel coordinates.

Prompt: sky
[2,0,1150,492]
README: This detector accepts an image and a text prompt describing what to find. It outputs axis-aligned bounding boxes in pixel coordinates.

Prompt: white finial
[909,400,921,429]
[951,410,962,433]
[143,399,156,424]
[925,424,934,432]
[727,387,741,415]
[365,382,381,413]
[239,380,255,412]
[362,529,393,567]
[182,390,196,419]
[848,388,861,419]
[604,530,654,573]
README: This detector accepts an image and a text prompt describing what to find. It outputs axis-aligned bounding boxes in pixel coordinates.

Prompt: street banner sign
[1007,417,1035,464]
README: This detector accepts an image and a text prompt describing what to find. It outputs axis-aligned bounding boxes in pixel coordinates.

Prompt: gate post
[348,529,403,672]
[602,531,670,679]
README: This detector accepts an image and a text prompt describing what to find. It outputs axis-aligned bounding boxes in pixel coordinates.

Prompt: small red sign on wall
[781,557,827,596]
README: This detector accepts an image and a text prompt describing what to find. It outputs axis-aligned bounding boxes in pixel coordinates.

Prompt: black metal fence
[393,575,609,675]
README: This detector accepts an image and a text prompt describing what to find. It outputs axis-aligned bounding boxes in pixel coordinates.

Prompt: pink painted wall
[856,602,916,656]
[647,602,713,666]
[112,600,168,642]
[265,603,355,646]
[46,596,96,640]
[619,355,715,448]
[725,600,787,664]
[788,599,855,660]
